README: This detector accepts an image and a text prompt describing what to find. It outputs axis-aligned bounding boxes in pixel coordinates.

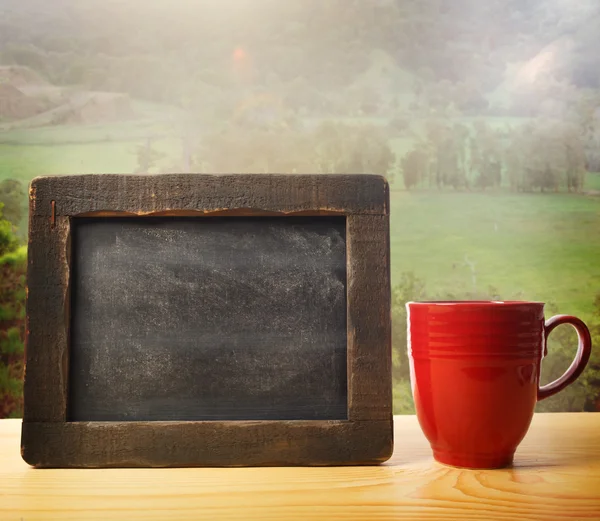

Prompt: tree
[470,120,503,190]
[400,149,427,190]
[446,123,470,189]
[312,122,396,177]
[589,294,600,411]
[562,124,587,192]
[505,125,528,192]
[391,272,427,414]
[536,122,568,192]
[421,120,469,189]
[536,298,600,413]
[134,138,166,174]
[574,93,600,172]
[506,120,587,193]
[193,121,396,180]
[423,120,447,189]
[0,203,26,418]
[0,179,25,228]
[0,209,18,258]
[400,147,428,190]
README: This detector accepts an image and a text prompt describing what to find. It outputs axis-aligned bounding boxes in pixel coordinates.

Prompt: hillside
[0,0,599,120]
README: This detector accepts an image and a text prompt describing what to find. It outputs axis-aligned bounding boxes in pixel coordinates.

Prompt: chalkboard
[23,174,392,468]
[68,216,348,422]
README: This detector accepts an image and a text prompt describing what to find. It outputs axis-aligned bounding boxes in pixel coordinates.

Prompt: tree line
[151,120,396,178]
[143,117,591,194]
[0,184,26,418]
[400,119,588,192]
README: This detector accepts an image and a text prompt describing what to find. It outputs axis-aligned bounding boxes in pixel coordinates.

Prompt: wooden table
[1,414,600,520]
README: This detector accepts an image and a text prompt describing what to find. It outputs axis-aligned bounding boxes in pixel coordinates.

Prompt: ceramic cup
[406,301,592,469]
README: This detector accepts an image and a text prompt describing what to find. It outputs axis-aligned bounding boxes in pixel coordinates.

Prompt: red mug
[407,301,592,469]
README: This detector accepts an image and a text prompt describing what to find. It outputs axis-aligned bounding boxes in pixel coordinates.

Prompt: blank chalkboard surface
[68,216,348,422]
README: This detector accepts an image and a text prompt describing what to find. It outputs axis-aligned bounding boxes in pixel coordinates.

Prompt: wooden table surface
[1,414,600,520]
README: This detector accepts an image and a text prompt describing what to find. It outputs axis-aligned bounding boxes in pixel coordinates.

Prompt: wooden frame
[21,174,392,468]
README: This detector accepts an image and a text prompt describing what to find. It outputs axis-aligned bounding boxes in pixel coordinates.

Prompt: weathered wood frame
[21,174,392,468]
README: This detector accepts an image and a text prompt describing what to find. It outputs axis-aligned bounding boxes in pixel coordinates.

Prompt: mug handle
[538,315,593,401]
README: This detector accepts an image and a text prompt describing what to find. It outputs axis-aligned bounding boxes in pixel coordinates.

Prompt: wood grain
[347,214,392,421]
[29,174,389,217]
[3,414,600,520]
[23,215,71,423]
[21,420,392,468]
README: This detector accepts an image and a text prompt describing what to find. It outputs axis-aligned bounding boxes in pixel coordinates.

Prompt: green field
[390,190,600,321]
[0,101,184,182]
[0,138,179,179]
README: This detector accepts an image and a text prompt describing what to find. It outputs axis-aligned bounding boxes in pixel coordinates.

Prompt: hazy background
[1,0,600,417]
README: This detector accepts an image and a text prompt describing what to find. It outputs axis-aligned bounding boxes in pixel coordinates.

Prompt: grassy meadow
[0,102,183,172]
[390,190,600,320]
